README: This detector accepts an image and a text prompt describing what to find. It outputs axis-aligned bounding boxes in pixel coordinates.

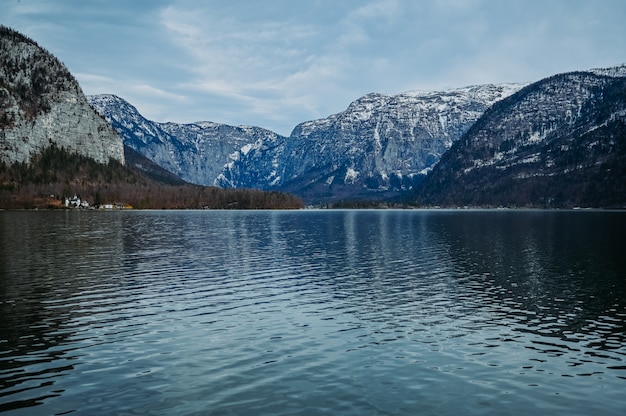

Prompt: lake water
[1,209,625,415]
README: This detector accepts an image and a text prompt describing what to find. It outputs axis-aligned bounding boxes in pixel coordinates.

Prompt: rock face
[91,85,521,204]
[217,84,523,203]
[88,94,285,185]
[418,66,626,208]
[0,26,124,165]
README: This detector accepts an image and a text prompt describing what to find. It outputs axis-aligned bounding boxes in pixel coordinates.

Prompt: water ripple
[1,210,625,415]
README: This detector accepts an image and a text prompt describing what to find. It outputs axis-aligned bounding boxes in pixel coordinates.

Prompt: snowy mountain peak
[217,83,526,203]
[86,65,624,206]
[588,64,626,78]
[88,94,286,186]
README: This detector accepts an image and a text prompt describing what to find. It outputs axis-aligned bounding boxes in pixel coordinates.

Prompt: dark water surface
[1,209,625,415]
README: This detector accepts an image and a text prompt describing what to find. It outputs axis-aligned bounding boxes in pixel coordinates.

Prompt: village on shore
[63,194,132,210]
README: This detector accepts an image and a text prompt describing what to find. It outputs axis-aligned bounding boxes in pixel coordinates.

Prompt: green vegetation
[0,145,304,209]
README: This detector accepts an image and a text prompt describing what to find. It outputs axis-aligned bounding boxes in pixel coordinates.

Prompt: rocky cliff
[217,84,523,203]
[418,66,626,208]
[91,84,522,204]
[0,26,124,166]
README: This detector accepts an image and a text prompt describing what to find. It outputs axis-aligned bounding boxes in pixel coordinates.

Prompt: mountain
[417,66,626,208]
[0,25,124,166]
[0,26,302,210]
[90,85,521,204]
[88,94,286,186]
[123,145,188,186]
[217,84,523,203]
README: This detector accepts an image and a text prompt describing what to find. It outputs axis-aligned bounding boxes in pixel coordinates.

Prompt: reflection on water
[1,210,625,415]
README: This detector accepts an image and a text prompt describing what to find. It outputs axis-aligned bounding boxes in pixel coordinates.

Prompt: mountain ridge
[7,16,620,208]
[417,67,626,208]
[0,26,303,210]
[91,84,523,204]
[88,64,625,207]
[217,83,524,203]
[88,94,286,186]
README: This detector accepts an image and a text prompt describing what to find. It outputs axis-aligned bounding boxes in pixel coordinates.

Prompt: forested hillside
[417,69,626,208]
[0,146,303,209]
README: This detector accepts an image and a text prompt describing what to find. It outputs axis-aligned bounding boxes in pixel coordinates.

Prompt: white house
[65,195,89,208]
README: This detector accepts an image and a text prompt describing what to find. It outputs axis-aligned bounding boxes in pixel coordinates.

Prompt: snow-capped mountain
[88,94,286,185]
[217,84,523,203]
[87,64,625,207]
[418,66,626,208]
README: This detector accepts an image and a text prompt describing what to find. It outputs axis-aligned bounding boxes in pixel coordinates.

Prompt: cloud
[75,71,189,124]
[156,1,427,127]
[6,0,624,135]
[76,73,185,101]
[423,0,626,88]
[157,3,351,131]
[349,0,399,22]
[160,5,317,73]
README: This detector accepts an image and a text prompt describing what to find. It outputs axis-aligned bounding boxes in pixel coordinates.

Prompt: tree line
[0,145,304,209]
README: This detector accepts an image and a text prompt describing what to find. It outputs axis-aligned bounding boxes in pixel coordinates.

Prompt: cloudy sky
[4,0,625,136]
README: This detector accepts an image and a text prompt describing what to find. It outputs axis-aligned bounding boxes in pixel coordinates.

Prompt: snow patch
[527,131,544,144]
[344,168,359,184]
[519,154,540,164]
[269,175,281,186]
[240,143,253,156]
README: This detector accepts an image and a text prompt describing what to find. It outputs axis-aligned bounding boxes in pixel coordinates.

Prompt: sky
[4,0,626,136]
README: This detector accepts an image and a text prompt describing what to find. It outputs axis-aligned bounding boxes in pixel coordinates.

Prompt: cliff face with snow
[85,56,626,207]
[88,94,285,185]
[418,66,626,207]
[217,84,523,202]
[0,26,124,165]
[91,84,522,204]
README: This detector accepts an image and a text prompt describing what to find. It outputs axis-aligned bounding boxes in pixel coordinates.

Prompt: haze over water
[1,210,625,415]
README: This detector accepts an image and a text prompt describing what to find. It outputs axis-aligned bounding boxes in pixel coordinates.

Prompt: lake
[1,209,625,415]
